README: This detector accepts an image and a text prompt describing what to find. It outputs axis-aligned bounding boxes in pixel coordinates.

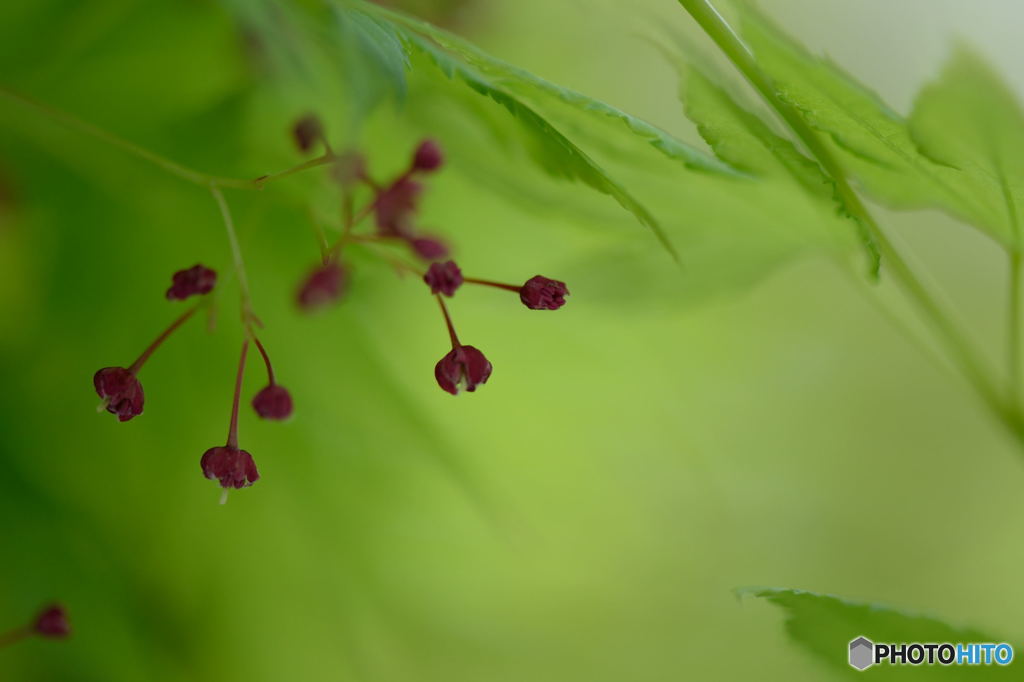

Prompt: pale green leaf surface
[736,5,1011,248]
[682,66,831,199]
[909,46,1024,247]
[382,17,680,261]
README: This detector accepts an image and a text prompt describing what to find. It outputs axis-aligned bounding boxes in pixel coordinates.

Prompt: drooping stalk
[253,336,276,386]
[677,0,1023,445]
[226,339,250,450]
[436,295,460,348]
[128,305,199,374]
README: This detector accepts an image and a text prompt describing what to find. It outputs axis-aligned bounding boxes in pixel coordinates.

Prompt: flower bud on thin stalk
[201,339,260,501]
[433,295,492,395]
[0,604,70,650]
[463,274,570,310]
[94,304,200,421]
[251,336,293,420]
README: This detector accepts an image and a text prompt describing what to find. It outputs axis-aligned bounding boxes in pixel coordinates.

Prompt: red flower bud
[411,139,444,172]
[33,604,70,639]
[519,275,569,310]
[93,367,144,422]
[297,262,346,311]
[293,114,323,153]
[252,384,293,420]
[166,264,217,301]
[423,260,463,297]
[409,235,449,261]
[201,446,259,489]
[435,345,492,395]
[373,177,422,236]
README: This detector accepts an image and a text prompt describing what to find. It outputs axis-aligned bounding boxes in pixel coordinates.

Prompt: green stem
[0,85,331,191]
[677,0,1021,444]
[0,86,254,189]
[210,185,254,323]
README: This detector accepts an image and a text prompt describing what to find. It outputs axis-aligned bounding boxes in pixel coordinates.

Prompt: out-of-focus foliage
[909,47,1024,249]
[744,588,1014,680]
[733,2,1017,250]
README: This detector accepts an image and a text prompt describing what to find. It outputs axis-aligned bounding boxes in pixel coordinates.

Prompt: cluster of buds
[93,264,292,496]
[93,117,569,496]
[424,261,568,394]
[288,116,570,395]
[0,604,70,649]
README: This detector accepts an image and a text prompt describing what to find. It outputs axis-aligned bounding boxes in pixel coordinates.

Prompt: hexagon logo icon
[849,636,874,670]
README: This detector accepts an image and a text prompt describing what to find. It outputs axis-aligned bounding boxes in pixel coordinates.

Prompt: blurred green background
[1,0,1023,680]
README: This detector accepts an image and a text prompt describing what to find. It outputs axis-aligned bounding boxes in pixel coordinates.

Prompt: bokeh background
[1,0,1023,679]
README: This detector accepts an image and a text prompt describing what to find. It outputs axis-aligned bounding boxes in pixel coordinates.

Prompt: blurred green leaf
[354,0,739,177]
[742,587,1014,679]
[908,47,1024,248]
[335,3,680,261]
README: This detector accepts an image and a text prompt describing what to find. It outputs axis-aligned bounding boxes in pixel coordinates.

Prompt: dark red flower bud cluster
[91,127,572,497]
[282,127,571,399]
[94,265,293,495]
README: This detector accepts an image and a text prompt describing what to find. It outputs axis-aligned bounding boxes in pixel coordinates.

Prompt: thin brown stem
[464,277,520,292]
[437,295,460,348]
[0,626,30,649]
[252,336,275,385]
[226,339,249,450]
[128,305,198,374]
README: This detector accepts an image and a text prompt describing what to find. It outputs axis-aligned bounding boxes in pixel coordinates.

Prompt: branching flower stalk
[8,84,572,493]
[676,0,1024,448]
